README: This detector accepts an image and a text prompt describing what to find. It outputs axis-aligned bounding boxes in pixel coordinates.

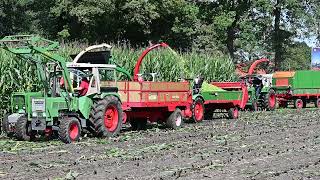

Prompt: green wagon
[273,70,320,108]
[191,80,248,122]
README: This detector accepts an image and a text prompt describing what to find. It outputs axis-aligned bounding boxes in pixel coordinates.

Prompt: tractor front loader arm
[0,35,74,94]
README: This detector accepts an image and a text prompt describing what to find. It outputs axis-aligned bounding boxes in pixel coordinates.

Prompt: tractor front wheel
[294,98,304,109]
[2,114,14,137]
[15,116,33,141]
[92,96,123,137]
[192,97,205,123]
[166,108,183,129]
[58,117,81,143]
[264,89,276,111]
[228,107,239,119]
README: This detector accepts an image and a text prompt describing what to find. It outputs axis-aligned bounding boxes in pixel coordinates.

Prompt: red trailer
[101,43,193,130]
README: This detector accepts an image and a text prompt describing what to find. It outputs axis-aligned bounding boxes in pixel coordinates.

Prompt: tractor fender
[192,94,204,102]
[96,93,122,105]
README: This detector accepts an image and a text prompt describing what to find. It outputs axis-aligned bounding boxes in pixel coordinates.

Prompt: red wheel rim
[269,93,276,108]
[104,105,119,132]
[69,123,79,140]
[194,102,204,121]
[233,108,239,118]
[297,100,303,109]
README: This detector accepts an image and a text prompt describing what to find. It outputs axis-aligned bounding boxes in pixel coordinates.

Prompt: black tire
[315,98,320,108]
[2,114,14,137]
[192,97,205,123]
[294,98,304,109]
[264,89,276,111]
[130,119,147,131]
[166,108,183,129]
[15,116,33,141]
[58,117,81,143]
[251,99,258,111]
[91,96,123,137]
[228,107,239,119]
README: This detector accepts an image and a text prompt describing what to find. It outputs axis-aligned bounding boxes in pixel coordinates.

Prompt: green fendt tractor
[0,35,124,143]
[242,74,276,111]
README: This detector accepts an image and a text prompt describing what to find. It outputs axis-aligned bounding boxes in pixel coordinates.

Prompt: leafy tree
[282,42,311,70]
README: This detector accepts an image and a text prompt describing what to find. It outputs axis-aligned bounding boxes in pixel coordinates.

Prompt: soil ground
[1,108,320,180]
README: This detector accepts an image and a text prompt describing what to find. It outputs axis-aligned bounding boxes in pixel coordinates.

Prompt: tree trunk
[227,14,240,61]
[273,0,281,70]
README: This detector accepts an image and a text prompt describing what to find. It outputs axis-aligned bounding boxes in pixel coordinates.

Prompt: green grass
[0,42,236,121]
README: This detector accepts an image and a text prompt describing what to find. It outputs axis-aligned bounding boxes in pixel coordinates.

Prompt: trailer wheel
[294,98,304,109]
[15,116,33,141]
[264,89,276,111]
[192,98,204,122]
[166,108,183,129]
[92,96,123,137]
[315,98,320,108]
[130,119,147,131]
[2,114,14,137]
[228,107,239,119]
[58,117,81,143]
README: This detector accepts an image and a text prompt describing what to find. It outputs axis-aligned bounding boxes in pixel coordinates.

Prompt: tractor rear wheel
[264,89,276,111]
[15,116,33,141]
[315,98,320,108]
[228,107,239,119]
[166,108,183,129]
[294,98,304,109]
[130,119,147,131]
[58,117,81,143]
[192,97,204,123]
[92,96,123,137]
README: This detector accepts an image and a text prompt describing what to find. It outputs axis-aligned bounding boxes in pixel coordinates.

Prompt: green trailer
[273,70,320,108]
[191,80,249,122]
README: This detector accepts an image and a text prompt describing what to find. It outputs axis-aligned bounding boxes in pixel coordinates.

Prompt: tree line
[1,0,318,70]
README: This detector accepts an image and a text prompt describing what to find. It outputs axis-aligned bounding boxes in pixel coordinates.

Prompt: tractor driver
[252,76,263,98]
[74,77,89,96]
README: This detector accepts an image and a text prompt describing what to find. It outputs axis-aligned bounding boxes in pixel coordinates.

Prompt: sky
[295,36,318,47]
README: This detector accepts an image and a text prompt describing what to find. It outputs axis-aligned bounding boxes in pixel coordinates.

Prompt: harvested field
[1,109,320,180]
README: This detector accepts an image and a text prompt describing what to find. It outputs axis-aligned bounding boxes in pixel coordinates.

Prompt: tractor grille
[32,98,45,112]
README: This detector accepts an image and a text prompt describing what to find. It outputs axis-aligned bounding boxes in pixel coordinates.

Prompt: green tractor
[0,35,125,143]
[242,74,276,111]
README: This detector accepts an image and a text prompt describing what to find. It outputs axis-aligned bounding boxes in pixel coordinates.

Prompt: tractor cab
[66,63,119,96]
